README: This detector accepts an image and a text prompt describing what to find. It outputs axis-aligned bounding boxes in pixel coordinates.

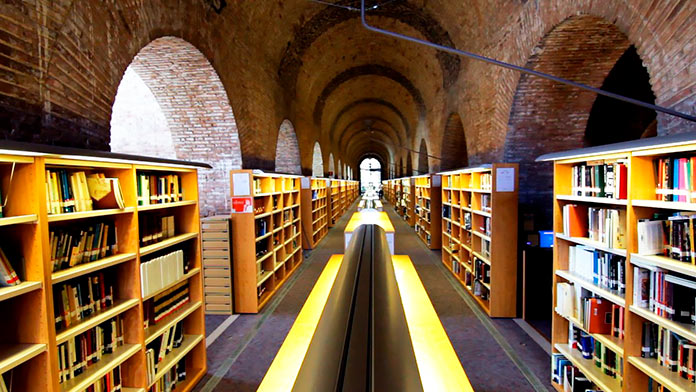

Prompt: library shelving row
[329,180,341,227]
[346,181,359,202]
[397,177,415,226]
[229,170,302,313]
[540,132,696,392]
[301,178,329,250]
[413,174,442,249]
[440,164,519,318]
[0,143,207,392]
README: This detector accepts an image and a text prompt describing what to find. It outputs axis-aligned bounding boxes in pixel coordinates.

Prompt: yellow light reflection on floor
[345,211,394,233]
[257,254,344,392]
[392,255,475,392]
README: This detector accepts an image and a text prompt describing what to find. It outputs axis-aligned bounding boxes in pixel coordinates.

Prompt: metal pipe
[360,0,696,123]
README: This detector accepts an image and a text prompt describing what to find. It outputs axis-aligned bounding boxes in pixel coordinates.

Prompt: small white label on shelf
[433,175,441,187]
[301,177,310,189]
[233,173,251,196]
[495,167,515,192]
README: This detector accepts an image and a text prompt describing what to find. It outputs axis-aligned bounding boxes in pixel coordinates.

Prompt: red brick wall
[418,139,429,174]
[274,120,302,175]
[118,37,242,217]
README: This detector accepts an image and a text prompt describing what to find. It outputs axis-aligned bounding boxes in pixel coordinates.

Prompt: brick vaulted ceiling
[0,0,694,174]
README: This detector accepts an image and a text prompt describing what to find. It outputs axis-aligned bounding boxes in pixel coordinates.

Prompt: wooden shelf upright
[397,177,415,226]
[0,143,208,392]
[300,177,329,250]
[329,180,340,227]
[413,174,442,249]
[540,132,696,392]
[229,170,302,313]
[439,164,518,317]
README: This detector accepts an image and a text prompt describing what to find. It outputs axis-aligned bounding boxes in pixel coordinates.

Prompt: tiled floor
[193,201,553,392]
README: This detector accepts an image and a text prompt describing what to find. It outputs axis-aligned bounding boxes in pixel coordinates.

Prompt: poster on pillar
[232,197,253,213]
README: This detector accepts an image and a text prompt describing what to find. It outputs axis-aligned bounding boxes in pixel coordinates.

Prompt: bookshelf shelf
[630,253,696,278]
[139,232,199,257]
[540,134,696,391]
[147,335,204,389]
[0,343,46,374]
[627,356,693,392]
[60,343,141,392]
[631,199,696,211]
[555,270,625,307]
[0,145,208,392]
[555,233,627,257]
[413,174,441,249]
[144,301,202,345]
[47,207,135,223]
[0,281,42,302]
[554,343,622,392]
[55,298,140,345]
[0,213,38,226]
[136,200,197,212]
[231,170,303,313]
[440,164,518,318]
[51,253,137,284]
[142,268,200,301]
[555,194,628,206]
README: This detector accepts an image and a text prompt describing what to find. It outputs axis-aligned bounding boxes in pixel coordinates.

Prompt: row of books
[479,216,491,236]
[58,316,124,383]
[137,173,183,206]
[53,272,114,331]
[637,213,696,265]
[568,245,626,296]
[50,222,118,272]
[145,321,184,385]
[481,194,491,212]
[140,250,186,298]
[0,246,20,286]
[655,156,696,203]
[562,205,626,249]
[551,353,600,392]
[46,170,125,214]
[148,359,186,392]
[474,257,490,284]
[556,283,625,336]
[569,325,623,382]
[633,265,696,324]
[571,160,628,199]
[649,378,672,392]
[480,173,492,191]
[143,281,190,328]
[85,366,122,392]
[140,215,176,247]
[642,321,696,382]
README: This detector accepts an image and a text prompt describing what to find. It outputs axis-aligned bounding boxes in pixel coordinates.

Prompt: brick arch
[441,113,468,171]
[406,153,413,177]
[502,15,640,227]
[110,36,242,217]
[328,153,336,177]
[312,142,324,177]
[337,159,343,178]
[418,139,429,175]
[275,119,302,175]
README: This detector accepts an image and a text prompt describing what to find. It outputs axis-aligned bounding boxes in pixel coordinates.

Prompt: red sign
[232,197,253,213]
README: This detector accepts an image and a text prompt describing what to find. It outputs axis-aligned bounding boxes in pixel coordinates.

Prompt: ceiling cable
[359,0,696,123]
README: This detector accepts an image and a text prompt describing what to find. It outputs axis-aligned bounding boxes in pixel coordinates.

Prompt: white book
[637,220,664,255]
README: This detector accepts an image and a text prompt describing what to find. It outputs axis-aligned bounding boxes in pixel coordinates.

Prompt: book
[562,204,588,238]
[0,246,20,286]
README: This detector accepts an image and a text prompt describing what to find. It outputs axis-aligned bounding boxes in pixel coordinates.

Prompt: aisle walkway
[194,201,553,392]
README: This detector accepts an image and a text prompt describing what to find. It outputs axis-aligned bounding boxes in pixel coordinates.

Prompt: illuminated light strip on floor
[392,255,475,392]
[256,254,344,392]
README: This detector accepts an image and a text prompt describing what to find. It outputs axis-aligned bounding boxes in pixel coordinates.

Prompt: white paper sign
[301,177,310,189]
[495,167,515,192]
[232,173,251,196]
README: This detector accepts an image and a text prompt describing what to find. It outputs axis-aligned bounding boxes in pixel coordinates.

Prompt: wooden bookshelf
[329,180,340,227]
[439,164,518,317]
[229,170,302,313]
[539,132,696,391]
[413,174,442,249]
[0,145,208,392]
[301,177,329,250]
[396,177,415,226]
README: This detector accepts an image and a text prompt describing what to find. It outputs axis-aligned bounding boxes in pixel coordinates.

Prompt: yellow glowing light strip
[392,255,475,392]
[344,211,395,233]
[257,254,344,392]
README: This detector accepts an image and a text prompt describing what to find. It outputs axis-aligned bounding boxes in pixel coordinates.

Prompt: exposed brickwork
[418,139,429,174]
[274,119,302,175]
[440,113,468,172]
